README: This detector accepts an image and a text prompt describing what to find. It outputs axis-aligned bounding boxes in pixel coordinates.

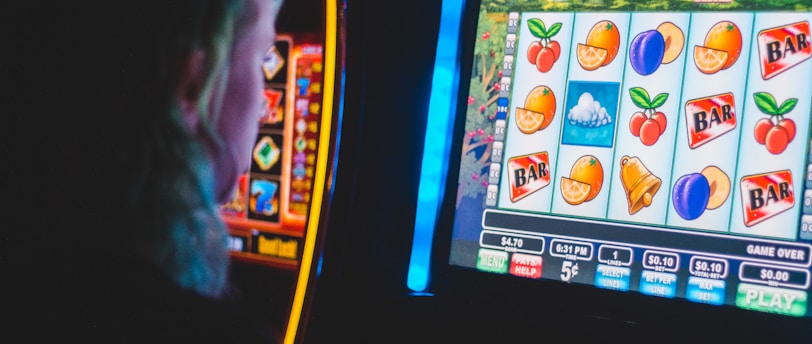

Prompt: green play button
[736,283,807,316]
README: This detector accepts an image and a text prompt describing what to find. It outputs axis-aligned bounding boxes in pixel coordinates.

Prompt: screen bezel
[428,0,812,341]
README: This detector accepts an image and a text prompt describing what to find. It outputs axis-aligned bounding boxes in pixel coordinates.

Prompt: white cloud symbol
[567,92,612,128]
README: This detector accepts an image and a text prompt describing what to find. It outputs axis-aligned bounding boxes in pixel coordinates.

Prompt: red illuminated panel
[283,43,324,224]
[510,253,543,279]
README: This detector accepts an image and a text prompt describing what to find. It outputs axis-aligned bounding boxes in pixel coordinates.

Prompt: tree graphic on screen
[458,7,505,207]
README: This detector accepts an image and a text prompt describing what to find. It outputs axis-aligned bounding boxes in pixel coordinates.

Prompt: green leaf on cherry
[629,87,651,109]
[650,93,668,109]
[528,18,547,38]
[754,92,797,117]
[527,19,561,39]
[778,98,798,115]
[753,92,779,115]
[547,23,562,38]
[630,87,668,110]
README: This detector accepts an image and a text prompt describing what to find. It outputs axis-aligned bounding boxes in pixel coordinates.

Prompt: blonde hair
[165,0,241,298]
[167,0,283,298]
[152,0,251,298]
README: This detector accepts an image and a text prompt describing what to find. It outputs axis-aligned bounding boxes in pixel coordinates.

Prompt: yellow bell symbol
[619,155,661,214]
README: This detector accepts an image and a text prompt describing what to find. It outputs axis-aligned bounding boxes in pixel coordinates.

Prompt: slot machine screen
[441,0,812,334]
[222,33,327,268]
[217,1,341,342]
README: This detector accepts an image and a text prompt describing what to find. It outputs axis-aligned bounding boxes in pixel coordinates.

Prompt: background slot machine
[303,0,812,343]
[222,1,343,343]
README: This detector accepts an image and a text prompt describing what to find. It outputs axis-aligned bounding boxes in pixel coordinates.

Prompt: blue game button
[640,270,677,298]
[496,98,508,120]
[594,264,630,291]
[686,276,725,305]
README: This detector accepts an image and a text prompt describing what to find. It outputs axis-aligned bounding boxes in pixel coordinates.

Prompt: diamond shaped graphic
[253,136,280,171]
[262,45,285,81]
[295,137,307,152]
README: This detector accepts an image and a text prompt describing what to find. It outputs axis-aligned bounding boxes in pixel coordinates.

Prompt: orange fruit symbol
[694,21,742,73]
[515,85,556,134]
[585,20,621,66]
[576,44,608,71]
[565,155,604,203]
[694,46,729,74]
[515,108,545,134]
[561,177,591,205]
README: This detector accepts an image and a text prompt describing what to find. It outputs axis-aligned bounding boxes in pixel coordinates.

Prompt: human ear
[177,50,207,133]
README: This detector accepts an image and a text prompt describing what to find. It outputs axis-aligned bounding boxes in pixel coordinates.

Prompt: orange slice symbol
[515,108,545,134]
[577,44,608,71]
[561,177,591,205]
[694,45,728,75]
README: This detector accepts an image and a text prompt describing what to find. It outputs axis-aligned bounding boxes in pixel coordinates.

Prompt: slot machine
[222,0,343,343]
[303,0,812,343]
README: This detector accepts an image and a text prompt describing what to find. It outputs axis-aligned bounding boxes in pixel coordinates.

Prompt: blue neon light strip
[407,0,465,293]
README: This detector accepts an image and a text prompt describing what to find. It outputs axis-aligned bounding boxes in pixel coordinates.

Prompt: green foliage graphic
[458,5,506,206]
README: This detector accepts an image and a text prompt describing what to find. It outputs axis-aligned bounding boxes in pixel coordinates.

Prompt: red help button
[510,253,543,279]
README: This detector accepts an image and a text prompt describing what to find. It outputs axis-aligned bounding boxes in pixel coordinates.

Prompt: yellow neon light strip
[283,0,337,343]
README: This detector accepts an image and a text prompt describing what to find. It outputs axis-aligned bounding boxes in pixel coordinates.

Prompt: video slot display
[449,1,812,317]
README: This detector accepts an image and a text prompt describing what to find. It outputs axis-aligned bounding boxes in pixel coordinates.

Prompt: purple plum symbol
[629,30,665,76]
[672,173,710,220]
